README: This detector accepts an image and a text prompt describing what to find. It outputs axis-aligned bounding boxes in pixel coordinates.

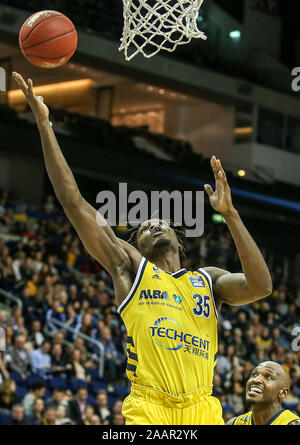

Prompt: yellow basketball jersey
[233,409,300,425]
[117,257,218,397]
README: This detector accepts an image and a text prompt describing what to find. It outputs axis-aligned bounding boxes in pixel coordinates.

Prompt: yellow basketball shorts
[122,383,224,425]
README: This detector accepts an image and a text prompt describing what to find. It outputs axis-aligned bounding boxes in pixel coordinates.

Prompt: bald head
[258,361,290,389]
[246,361,290,406]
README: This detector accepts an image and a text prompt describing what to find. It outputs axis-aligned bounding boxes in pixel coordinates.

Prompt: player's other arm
[204,157,272,306]
[12,73,140,286]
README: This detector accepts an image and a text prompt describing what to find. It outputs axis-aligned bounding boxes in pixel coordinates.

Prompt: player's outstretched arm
[204,156,272,306]
[12,72,141,285]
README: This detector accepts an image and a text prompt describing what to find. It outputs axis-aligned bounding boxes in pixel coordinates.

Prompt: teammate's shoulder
[284,409,300,425]
[231,411,252,425]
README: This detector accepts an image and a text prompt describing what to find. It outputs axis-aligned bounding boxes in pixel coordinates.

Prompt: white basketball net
[119,0,207,61]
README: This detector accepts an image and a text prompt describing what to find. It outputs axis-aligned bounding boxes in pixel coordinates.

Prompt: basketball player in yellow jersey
[13,72,272,425]
[227,361,300,425]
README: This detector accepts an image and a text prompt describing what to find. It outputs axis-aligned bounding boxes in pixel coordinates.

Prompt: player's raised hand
[12,72,49,124]
[204,156,235,215]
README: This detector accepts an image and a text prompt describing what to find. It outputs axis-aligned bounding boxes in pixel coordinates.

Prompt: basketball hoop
[119,0,207,61]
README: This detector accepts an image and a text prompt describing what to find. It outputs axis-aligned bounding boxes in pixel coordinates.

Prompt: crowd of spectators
[0,189,299,425]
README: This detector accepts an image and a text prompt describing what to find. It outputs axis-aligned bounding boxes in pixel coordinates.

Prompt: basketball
[19,10,78,69]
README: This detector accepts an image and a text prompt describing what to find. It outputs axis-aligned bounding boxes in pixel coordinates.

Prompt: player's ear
[278,387,288,402]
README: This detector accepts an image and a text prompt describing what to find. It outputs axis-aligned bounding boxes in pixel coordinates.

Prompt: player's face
[246,364,282,404]
[137,219,178,256]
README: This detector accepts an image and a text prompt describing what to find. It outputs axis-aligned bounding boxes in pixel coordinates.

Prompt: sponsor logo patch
[189,275,205,288]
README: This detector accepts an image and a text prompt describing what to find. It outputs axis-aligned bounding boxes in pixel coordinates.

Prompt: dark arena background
[0,0,299,428]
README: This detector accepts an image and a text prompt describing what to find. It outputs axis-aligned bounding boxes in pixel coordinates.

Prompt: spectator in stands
[250,344,269,367]
[0,355,9,385]
[235,311,249,332]
[30,340,52,378]
[213,373,223,397]
[101,326,119,383]
[55,404,69,425]
[84,286,100,311]
[68,284,82,307]
[69,349,88,381]
[108,399,123,424]
[68,387,88,425]
[90,414,102,425]
[83,404,95,425]
[43,195,57,215]
[28,320,45,350]
[28,397,44,425]
[46,300,67,332]
[22,381,46,415]
[227,382,245,416]
[13,316,27,338]
[6,403,30,425]
[45,388,67,411]
[272,327,289,348]
[3,325,13,350]
[111,413,125,425]
[94,390,111,424]
[51,343,71,378]
[225,345,241,372]
[0,379,20,414]
[65,304,82,339]
[52,331,65,348]
[218,393,233,418]
[43,406,57,425]
[255,326,272,350]
[5,335,31,380]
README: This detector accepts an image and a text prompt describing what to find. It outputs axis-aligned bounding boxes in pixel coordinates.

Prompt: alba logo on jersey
[149,317,210,352]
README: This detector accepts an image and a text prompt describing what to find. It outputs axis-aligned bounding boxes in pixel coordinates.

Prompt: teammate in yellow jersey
[13,72,272,425]
[227,361,300,425]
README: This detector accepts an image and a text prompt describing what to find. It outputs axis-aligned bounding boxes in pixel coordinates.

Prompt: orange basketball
[19,10,78,69]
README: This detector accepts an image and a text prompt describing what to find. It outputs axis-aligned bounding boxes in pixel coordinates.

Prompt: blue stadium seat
[107,395,118,409]
[9,371,24,385]
[112,384,129,397]
[91,381,108,395]
[0,413,12,425]
[26,374,46,387]
[86,368,99,379]
[42,388,52,400]
[86,394,96,405]
[15,386,29,399]
[70,378,87,392]
[49,377,68,390]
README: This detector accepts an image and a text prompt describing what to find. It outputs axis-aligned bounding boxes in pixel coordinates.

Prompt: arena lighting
[229,30,241,39]
[8,79,92,105]
[212,214,226,224]
[238,170,246,177]
[235,127,253,135]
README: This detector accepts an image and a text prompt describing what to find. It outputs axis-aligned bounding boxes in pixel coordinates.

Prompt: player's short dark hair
[127,221,186,259]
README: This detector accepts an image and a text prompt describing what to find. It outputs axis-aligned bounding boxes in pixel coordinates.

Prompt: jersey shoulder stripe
[117,257,148,315]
